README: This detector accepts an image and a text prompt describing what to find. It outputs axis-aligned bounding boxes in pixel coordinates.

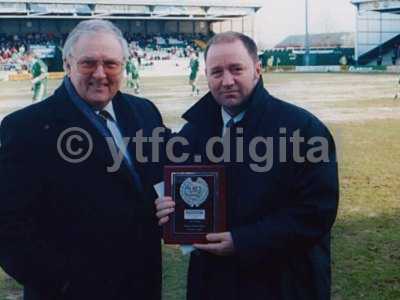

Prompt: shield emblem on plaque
[179,177,209,207]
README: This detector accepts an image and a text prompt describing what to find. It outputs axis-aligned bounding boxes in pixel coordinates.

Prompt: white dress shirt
[97,102,132,166]
[221,107,246,136]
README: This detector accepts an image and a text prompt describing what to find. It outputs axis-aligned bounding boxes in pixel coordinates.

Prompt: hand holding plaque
[163,165,226,244]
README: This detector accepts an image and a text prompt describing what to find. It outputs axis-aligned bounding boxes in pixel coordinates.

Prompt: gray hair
[204,31,259,63]
[62,19,129,62]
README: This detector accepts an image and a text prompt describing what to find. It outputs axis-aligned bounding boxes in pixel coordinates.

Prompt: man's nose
[221,72,234,86]
[92,63,107,77]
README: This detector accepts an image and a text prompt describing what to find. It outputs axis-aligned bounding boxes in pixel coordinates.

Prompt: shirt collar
[221,107,246,127]
[99,101,117,121]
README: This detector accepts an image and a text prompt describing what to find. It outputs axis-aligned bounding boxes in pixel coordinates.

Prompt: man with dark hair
[156,31,339,299]
[0,19,164,300]
[203,31,259,62]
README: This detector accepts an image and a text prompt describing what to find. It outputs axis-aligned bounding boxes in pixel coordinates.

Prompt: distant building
[352,0,400,65]
[275,32,355,49]
[0,0,263,39]
[260,32,355,67]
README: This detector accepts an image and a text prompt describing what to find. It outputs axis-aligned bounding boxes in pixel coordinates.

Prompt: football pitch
[0,72,399,300]
[1,72,400,127]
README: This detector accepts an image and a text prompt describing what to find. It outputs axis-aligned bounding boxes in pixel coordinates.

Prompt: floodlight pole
[304,0,310,66]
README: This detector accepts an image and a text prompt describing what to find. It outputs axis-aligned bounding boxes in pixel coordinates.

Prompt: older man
[156,32,339,299]
[0,20,164,300]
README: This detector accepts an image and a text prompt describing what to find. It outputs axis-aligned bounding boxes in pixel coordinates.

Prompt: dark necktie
[94,110,115,139]
[98,110,112,128]
[222,118,235,137]
[97,110,143,193]
[226,118,235,128]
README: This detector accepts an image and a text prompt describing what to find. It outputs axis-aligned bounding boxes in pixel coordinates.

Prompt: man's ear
[255,61,262,77]
[63,59,71,76]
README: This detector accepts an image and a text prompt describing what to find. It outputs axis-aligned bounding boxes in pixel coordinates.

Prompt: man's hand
[193,232,235,256]
[155,196,175,226]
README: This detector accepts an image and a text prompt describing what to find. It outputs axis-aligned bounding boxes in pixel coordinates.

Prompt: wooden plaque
[163,165,226,244]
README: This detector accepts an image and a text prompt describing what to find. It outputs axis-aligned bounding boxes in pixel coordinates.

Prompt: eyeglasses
[76,58,124,76]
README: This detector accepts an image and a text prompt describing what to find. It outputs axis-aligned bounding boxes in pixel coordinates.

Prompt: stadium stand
[0,0,262,73]
[0,31,208,72]
[352,0,400,65]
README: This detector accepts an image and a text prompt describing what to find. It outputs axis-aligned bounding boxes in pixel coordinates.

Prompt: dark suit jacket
[0,82,165,300]
[178,79,339,300]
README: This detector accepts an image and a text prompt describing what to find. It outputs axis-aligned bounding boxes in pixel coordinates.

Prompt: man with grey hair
[0,19,165,300]
[156,31,339,299]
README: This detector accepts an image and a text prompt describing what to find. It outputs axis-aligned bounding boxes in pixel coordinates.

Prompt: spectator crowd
[0,31,209,72]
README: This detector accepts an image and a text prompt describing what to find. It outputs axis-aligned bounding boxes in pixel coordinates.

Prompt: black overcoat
[179,80,339,300]
[0,82,164,300]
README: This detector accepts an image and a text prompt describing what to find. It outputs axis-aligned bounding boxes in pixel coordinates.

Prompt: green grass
[162,245,189,300]
[330,119,400,300]
[0,271,21,300]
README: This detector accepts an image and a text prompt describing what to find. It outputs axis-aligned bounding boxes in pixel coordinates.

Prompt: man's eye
[211,70,222,76]
[80,60,96,68]
[104,61,119,69]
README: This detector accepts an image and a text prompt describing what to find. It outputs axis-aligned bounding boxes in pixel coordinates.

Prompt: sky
[255,0,357,48]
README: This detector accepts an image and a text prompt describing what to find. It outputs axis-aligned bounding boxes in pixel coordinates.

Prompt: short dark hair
[204,31,259,62]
